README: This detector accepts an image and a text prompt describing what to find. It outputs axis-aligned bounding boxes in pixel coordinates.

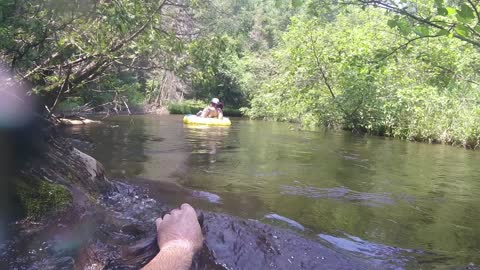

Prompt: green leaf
[446,7,456,15]
[456,4,475,23]
[434,0,443,8]
[455,24,470,37]
[414,26,430,37]
[292,0,303,8]
[474,25,480,33]
[437,29,449,36]
[387,19,397,28]
[397,19,412,35]
[437,7,448,16]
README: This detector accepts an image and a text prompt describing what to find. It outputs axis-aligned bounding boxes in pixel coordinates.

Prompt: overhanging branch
[350,0,480,48]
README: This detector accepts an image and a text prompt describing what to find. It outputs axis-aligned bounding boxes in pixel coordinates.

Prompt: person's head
[216,102,224,110]
[210,98,219,107]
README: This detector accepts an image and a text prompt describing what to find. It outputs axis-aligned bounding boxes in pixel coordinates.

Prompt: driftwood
[58,117,101,126]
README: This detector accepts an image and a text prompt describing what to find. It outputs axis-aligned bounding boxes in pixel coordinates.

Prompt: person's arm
[142,203,203,270]
[141,243,194,270]
[217,109,223,119]
[200,107,209,118]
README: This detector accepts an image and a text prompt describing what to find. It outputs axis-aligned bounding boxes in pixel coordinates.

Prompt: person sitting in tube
[196,98,223,119]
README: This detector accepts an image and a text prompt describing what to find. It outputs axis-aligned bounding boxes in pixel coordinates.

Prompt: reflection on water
[63,115,480,268]
[184,124,230,164]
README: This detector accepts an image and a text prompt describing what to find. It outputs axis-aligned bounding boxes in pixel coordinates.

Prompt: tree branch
[113,59,168,71]
[353,0,480,48]
[49,66,72,114]
[467,0,480,25]
[110,0,167,53]
[375,34,442,63]
[307,31,336,99]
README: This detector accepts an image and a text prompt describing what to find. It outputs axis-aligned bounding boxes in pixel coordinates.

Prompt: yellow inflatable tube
[183,115,232,126]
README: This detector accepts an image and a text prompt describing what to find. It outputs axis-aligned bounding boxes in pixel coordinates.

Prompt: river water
[63,114,480,269]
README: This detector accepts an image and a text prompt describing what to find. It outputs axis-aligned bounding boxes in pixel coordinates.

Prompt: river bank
[61,110,480,151]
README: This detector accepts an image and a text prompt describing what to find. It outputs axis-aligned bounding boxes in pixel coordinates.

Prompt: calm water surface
[65,115,480,268]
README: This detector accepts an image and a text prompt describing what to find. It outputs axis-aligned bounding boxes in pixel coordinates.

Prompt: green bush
[244,8,480,148]
[222,108,242,117]
[168,100,206,115]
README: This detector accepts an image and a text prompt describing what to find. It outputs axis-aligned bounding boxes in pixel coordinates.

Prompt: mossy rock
[15,178,73,220]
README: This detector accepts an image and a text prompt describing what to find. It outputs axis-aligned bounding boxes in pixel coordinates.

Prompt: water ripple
[318,233,415,267]
[281,185,395,207]
[191,190,222,204]
[264,213,305,231]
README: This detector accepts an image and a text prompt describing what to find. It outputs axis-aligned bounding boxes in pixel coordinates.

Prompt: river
[63,114,480,269]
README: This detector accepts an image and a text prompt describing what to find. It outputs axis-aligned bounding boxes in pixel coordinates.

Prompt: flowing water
[61,114,480,269]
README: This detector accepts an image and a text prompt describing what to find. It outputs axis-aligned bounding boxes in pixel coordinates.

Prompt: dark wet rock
[200,212,374,270]
[21,135,112,195]
[65,133,95,153]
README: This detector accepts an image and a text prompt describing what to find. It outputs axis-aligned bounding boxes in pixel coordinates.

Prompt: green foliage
[364,0,480,47]
[168,100,207,115]
[0,0,181,110]
[187,35,243,105]
[2,0,480,148]
[221,108,243,117]
[185,0,298,109]
[245,7,480,148]
[16,179,72,220]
